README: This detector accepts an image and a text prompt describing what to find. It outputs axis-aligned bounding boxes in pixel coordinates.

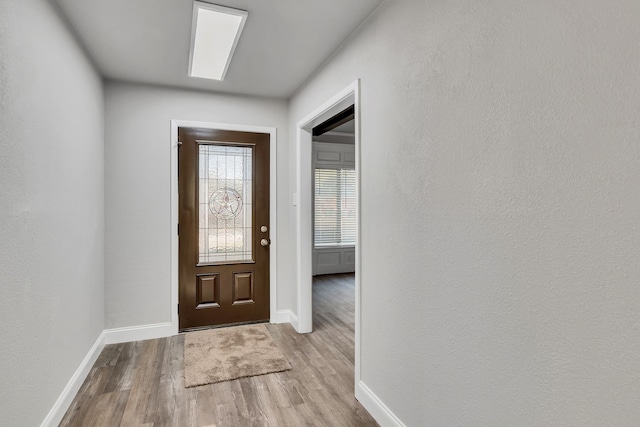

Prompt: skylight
[188,2,248,81]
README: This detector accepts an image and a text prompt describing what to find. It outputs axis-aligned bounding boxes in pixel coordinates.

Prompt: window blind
[314,168,356,247]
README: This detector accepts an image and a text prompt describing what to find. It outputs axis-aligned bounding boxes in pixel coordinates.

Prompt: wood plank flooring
[60,273,377,426]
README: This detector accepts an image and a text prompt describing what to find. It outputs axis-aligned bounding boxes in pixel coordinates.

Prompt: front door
[178,127,270,330]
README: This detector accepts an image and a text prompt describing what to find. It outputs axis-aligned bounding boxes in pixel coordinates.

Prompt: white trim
[288,310,299,331]
[295,81,360,334]
[272,309,299,329]
[170,120,279,333]
[294,80,362,385]
[356,381,406,427]
[40,331,106,427]
[103,322,174,345]
[295,126,313,333]
[354,81,363,390]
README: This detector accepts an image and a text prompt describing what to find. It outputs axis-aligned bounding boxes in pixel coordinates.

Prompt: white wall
[0,1,105,425]
[290,0,640,425]
[104,82,293,328]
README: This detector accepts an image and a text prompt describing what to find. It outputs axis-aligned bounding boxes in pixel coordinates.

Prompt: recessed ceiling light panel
[188,2,248,81]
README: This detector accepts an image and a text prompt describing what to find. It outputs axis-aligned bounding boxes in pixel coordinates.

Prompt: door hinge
[177,223,179,235]
[177,304,180,314]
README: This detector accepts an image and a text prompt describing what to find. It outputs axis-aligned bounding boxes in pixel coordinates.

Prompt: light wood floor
[60,273,377,426]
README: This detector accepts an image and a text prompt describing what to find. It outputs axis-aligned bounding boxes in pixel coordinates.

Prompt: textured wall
[0,0,105,425]
[290,0,640,424]
[104,82,292,328]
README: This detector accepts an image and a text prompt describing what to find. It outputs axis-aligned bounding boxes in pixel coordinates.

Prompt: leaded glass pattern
[199,144,253,263]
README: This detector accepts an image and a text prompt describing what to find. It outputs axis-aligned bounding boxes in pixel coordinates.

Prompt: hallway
[60,274,376,426]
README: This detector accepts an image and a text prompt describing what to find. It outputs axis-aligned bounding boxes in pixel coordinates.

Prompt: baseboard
[271,309,290,323]
[40,331,106,427]
[103,322,174,345]
[288,310,299,331]
[313,266,356,275]
[272,309,299,330]
[356,381,406,427]
[41,322,175,426]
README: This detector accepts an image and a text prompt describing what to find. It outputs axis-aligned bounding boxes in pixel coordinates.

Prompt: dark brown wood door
[178,127,270,330]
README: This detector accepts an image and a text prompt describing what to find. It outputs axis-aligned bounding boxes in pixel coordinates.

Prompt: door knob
[260,238,270,247]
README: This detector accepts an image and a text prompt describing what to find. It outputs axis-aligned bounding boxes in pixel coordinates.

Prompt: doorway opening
[295,80,361,387]
[312,108,356,277]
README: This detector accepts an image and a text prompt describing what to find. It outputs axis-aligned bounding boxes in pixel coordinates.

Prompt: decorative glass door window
[198,144,253,263]
[314,168,356,247]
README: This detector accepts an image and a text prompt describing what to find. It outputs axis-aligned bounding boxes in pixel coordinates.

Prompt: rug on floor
[183,323,292,388]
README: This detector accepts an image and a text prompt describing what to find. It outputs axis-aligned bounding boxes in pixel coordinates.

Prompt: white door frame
[170,120,278,334]
[295,79,361,381]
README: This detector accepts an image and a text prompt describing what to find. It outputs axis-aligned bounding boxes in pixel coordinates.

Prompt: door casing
[294,80,361,388]
[170,121,278,334]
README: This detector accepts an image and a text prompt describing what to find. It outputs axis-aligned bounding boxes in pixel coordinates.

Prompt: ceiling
[331,120,355,135]
[53,0,383,98]
[314,119,355,144]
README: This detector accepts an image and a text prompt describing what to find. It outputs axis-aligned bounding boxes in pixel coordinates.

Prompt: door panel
[178,127,270,330]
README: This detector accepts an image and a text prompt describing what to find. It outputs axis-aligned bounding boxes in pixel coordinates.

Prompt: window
[314,168,356,247]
